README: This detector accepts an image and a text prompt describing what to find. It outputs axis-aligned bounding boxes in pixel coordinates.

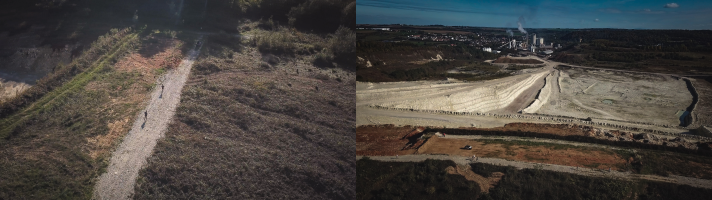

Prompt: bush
[312,50,334,68]
[235,0,304,22]
[287,0,351,33]
[254,28,297,54]
[425,186,436,194]
[329,26,355,61]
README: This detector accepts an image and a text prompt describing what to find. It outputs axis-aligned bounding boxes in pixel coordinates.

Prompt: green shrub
[287,0,350,33]
[254,28,297,54]
[328,26,355,61]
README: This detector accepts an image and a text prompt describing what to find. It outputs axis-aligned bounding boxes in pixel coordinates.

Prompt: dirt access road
[358,155,712,189]
[93,35,203,200]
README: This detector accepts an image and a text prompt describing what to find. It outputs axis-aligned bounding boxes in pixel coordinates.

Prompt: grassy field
[133,22,355,199]
[0,28,186,199]
[357,159,712,200]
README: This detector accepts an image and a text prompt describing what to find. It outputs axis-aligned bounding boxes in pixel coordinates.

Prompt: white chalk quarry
[374,70,549,113]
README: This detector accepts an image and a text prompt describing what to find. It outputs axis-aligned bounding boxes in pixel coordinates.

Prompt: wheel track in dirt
[93,35,204,200]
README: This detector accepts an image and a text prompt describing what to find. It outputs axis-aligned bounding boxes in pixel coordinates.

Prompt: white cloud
[595,19,599,22]
[664,3,679,8]
[643,8,651,12]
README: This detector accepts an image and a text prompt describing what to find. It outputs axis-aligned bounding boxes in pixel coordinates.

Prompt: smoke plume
[517,16,527,34]
[506,29,513,36]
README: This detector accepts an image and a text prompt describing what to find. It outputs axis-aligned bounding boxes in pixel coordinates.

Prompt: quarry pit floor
[357,56,695,135]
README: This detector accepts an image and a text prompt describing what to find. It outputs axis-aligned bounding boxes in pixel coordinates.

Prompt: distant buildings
[482,47,492,52]
[357,27,390,31]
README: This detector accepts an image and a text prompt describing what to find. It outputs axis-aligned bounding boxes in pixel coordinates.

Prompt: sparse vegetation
[287,0,352,33]
[476,139,610,153]
[472,162,712,200]
[254,27,300,54]
[356,32,500,82]
[0,28,183,199]
[635,150,712,179]
[0,28,134,122]
[0,28,139,138]
[428,128,712,157]
[229,0,354,33]
[357,159,480,200]
[252,22,355,69]
[133,27,355,199]
[357,159,712,200]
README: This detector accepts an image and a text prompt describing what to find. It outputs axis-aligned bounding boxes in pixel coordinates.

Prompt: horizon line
[356,24,712,31]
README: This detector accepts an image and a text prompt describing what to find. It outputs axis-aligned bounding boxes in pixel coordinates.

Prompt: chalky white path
[93,36,203,200]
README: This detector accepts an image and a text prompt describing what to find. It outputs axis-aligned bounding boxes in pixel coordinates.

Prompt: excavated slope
[374,70,549,112]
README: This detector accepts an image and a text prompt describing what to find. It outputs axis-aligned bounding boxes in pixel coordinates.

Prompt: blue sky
[357,0,712,29]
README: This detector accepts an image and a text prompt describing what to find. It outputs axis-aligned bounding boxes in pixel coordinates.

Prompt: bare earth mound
[419,136,626,170]
[357,125,422,156]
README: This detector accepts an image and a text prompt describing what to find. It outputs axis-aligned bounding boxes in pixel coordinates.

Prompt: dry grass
[0,30,185,199]
[418,138,627,170]
[134,33,355,199]
[252,21,355,70]
[445,165,504,193]
[114,36,184,72]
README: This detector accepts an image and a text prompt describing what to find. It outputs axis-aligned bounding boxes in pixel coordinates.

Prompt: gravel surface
[93,35,203,200]
[358,154,712,189]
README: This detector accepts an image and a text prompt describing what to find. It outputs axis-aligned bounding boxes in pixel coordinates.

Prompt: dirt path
[358,155,712,189]
[93,35,203,200]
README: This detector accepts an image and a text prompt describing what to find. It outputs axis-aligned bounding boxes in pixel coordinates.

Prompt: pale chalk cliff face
[358,70,549,113]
